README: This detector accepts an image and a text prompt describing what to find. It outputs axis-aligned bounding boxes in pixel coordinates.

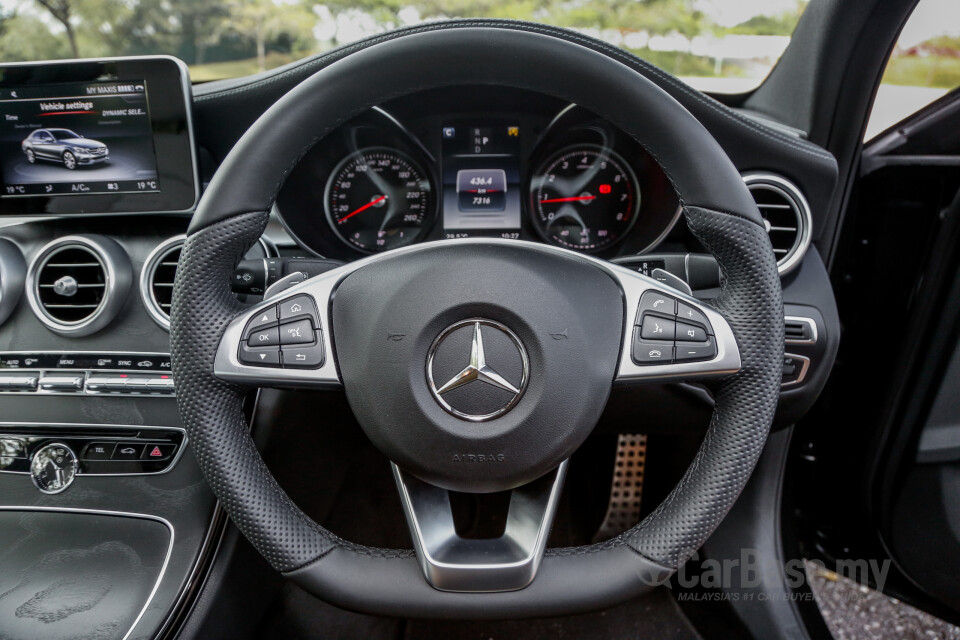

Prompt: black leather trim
[173,24,783,615]
[285,544,672,619]
[188,27,759,234]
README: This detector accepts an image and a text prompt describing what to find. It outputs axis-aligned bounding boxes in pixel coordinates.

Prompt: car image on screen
[21,128,109,169]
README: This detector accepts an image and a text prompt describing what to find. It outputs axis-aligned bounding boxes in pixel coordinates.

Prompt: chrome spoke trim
[392,460,567,593]
[609,264,741,383]
[213,238,740,388]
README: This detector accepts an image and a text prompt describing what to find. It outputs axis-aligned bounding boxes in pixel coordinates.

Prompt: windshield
[50,129,80,140]
[0,0,808,93]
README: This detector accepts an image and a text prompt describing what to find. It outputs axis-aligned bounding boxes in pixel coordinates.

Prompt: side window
[866,0,960,139]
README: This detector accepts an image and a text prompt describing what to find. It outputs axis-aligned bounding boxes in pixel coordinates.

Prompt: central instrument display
[440,122,523,239]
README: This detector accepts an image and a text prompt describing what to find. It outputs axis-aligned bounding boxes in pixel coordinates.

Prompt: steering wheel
[171,25,783,618]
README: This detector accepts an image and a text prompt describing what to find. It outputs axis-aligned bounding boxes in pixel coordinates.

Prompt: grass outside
[626,48,733,77]
[189,51,311,82]
[882,55,960,90]
[189,47,739,83]
[190,48,960,93]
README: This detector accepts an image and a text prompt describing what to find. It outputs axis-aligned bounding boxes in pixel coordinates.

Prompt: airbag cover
[331,243,623,492]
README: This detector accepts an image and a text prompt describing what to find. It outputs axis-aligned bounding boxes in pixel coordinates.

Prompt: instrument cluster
[276,87,682,260]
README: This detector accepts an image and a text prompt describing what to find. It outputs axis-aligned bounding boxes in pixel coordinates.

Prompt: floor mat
[805,559,960,640]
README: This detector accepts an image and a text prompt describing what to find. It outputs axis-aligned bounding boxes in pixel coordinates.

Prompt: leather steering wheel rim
[171,23,784,618]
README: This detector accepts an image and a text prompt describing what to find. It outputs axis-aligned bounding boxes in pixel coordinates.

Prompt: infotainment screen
[0,57,197,215]
[0,80,159,197]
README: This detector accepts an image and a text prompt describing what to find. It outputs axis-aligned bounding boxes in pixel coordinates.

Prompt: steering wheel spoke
[393,461,568,593]
[609,264,741,384]
[213,265,344,388]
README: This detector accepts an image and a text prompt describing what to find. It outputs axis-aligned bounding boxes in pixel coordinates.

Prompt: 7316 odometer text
[530,145,639,252]
[324,147,434,253]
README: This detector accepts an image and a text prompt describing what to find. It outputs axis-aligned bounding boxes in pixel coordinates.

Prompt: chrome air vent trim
[743,173,812,276]
[140,235,185,330]
[26,235,132,336]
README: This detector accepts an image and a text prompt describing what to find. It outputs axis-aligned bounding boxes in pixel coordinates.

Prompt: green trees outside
[1,0,316,66]
[0,0,811,81]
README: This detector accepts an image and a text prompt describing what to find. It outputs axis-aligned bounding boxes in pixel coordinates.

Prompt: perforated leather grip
[171,23,783,616]
[171,210,340,571]
[625,206,784,568]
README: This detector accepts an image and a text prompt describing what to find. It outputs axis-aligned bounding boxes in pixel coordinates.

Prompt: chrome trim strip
[140,234,186,330]
[371,106,437,163]
[392,460,567,592]
[0,422,187,477]
[271,204,328,259]
[784,315,818,345]
[213,238,741,387]
[0,239,26,325]
[781,353,811,388]
[0,349,170,355]
[152,504,227,639]
[152,389,260,638]
[0,506,174,640]
[742,172,813,276]
[640,204,684,255]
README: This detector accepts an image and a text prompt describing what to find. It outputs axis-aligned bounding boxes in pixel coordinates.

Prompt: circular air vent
[27,235,132,336]
[0,238,26,326]
[140,235,184,330]
[742,173,812,275]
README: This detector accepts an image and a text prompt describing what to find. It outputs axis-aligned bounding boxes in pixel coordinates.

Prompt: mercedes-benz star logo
[426,319,529,422]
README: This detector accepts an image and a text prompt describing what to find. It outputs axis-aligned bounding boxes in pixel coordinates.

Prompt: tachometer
[530,145,639,251]
[325,147,434,252]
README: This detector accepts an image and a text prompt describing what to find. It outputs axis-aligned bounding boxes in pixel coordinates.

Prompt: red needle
[339,195,387,223]
[540,195,597,204]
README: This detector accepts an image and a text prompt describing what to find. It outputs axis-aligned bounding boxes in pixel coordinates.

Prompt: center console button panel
[0,426,185,478]
[0,352,175,396]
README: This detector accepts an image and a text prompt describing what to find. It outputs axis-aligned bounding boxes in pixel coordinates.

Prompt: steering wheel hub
[330,242,624,493]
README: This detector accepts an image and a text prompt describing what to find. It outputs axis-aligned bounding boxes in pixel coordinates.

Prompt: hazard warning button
[140,443,176,461]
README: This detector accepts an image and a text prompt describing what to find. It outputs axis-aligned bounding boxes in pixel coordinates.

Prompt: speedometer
[530,145,639,252]
[325,147,434,253]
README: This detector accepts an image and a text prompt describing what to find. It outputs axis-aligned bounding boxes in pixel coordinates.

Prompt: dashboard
[276,87,682,261]
[0,37,843,640]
